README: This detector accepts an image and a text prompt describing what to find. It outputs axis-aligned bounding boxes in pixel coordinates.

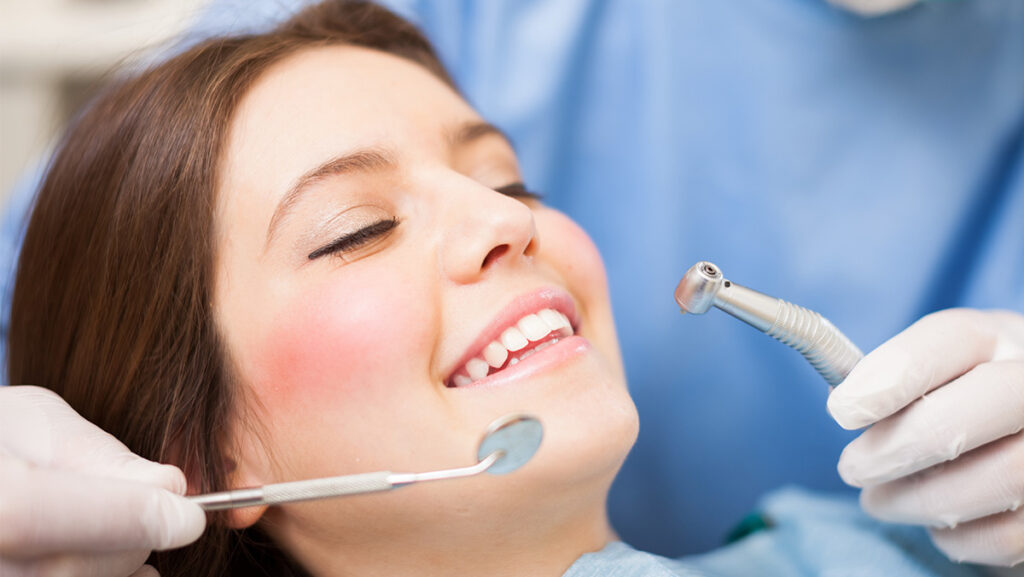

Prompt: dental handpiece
[188,413,543,511]
[674,261,863,387]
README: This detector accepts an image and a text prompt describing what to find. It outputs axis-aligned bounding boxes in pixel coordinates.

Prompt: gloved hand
[0,386,206,577]
[828,309,1024,566]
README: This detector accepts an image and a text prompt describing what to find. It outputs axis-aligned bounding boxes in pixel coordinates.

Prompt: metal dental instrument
[675,261,863,387]
[188,413,543,511]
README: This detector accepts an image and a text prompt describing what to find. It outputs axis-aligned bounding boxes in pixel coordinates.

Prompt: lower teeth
[506,337,559,367]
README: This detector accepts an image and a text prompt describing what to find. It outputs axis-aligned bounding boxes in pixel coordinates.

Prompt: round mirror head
[476,414,543,475]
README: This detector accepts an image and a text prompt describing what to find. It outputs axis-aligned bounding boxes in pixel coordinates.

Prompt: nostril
[481,244,509,269]
[523,236,538,258]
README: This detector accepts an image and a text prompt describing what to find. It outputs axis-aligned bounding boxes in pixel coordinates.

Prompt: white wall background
[0,0,211,210]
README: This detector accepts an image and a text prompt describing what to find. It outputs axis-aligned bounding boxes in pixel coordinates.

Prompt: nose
[440,183,538,284]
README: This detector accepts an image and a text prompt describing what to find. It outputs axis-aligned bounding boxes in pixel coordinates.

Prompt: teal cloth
[566,488,989,577]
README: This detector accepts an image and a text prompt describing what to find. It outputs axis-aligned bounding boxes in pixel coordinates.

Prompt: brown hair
[6,2,455,575]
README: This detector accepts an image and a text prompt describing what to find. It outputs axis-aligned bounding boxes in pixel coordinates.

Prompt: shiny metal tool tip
[188,413,543,511]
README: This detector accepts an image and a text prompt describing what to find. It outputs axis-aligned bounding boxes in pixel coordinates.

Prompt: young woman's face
[213,46,637,552]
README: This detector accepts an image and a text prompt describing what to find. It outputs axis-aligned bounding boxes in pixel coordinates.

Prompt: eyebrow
[263,121,514,249]
[448,120,515,150]
[265,148,396,248]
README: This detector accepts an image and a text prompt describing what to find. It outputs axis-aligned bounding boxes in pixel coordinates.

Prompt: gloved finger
[837,360,1024,486]
[0,460,205,557]
[0,387,187,493]
[71,453,189,498]
[929,508,1024,567]
[860,431,1024,527]
[827,309,1003,430]
[1,550,151,577]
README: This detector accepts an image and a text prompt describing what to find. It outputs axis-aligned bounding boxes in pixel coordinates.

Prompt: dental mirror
[477,413,544,475]
[189,413,543,511]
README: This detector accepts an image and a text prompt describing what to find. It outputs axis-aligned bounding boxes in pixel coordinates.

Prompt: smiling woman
[6,1,636,576]
[5,1,997,577]
[210,38,637,576]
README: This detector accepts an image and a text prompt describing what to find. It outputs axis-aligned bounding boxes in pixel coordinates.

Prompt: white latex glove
[0,386,206,577]
[828,309,1024,566]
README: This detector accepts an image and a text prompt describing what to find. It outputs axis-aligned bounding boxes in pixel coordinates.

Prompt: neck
[269,483,618,577]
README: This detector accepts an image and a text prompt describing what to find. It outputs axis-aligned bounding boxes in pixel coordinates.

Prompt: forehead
[219,45,477,202]
[235,43,471,137]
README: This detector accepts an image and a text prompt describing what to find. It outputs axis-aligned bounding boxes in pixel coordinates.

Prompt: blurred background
[0,0,211,206]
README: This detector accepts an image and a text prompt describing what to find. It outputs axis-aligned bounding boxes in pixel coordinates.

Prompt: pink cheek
[247,275,426,411]
[542,211,609,290]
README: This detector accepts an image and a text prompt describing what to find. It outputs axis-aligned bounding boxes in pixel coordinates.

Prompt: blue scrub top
[2,0,1022,558]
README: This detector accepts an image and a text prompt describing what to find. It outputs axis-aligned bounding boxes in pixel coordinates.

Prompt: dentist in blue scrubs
[2,0,1023,572]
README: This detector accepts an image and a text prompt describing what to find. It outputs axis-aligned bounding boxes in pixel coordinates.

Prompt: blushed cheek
[245,274,428,413]
[538,208,623,374]
[540,210,609,293]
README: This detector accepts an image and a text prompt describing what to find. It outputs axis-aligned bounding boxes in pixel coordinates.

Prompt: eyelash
[495,182,544,200]
[308,217,400,260]
[306,183,537,261]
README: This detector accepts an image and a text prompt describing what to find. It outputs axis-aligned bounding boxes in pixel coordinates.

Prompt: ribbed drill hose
[766,300,863,387]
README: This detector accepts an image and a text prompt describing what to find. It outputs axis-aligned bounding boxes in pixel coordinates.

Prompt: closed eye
[308,217,400,260]
[495,182,543,201]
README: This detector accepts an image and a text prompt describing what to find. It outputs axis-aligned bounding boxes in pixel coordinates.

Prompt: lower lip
[447,335,591,391]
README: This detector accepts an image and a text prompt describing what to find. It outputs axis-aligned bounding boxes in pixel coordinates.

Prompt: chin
[519,352,638,499]
[484,383,638,542]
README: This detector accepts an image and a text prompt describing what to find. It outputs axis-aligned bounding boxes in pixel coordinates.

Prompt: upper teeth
[449,308,573,387]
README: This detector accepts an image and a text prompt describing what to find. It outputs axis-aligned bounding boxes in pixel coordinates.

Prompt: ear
[168,432,271,529]
[223,463,269,528]
[226,504,268,529]
[222,442,272,529]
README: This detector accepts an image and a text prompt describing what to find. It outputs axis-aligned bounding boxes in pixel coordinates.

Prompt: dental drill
[188,413,543,511]
[674,261,863,387]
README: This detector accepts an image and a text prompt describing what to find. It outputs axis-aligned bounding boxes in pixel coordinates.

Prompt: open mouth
[446,308,575,388]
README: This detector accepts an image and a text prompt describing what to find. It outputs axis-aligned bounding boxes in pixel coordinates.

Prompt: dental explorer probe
[188,413,543,511]
[674,261,863,387]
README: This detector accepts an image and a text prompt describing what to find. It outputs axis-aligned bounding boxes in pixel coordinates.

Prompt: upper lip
[442,287,580,385]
